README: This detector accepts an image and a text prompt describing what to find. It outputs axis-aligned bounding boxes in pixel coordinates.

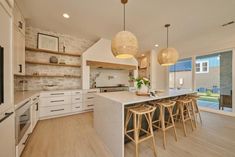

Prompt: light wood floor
[22,112,235,157]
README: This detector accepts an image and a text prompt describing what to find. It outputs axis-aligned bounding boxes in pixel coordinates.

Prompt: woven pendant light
[158,24,179,66]
[111,0,138,59]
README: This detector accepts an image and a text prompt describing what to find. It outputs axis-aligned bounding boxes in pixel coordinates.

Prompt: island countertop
[96,89,196,105]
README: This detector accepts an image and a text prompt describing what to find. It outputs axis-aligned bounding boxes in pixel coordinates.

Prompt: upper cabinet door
[13,1,25,75]
[13,2,25,36]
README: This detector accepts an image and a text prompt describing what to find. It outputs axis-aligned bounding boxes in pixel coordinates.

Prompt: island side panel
[94,95,125,157]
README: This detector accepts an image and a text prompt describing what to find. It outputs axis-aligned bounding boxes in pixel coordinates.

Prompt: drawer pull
[87,97,94,99]
[51,100,64,103]
[75,98,80,100]
[75,106,81,109]
[87,104,94,107]
[51,93,64,96]
[75,92,81,94]
[88,91,97,93]
[51,109,64,112]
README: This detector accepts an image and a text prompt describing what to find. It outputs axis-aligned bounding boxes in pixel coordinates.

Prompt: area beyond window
[195,61,209,73]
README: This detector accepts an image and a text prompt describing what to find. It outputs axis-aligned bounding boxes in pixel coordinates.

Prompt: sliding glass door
[195,51,233,112]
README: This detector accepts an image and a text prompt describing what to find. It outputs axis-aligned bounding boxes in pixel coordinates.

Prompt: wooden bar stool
[188,95,202,127]
[125,104,142,135]
[125,105,157,157]
[176,98,194,136]
[152,100,178,149]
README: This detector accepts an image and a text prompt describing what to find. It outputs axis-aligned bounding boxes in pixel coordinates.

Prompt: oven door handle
[0,112,14,123]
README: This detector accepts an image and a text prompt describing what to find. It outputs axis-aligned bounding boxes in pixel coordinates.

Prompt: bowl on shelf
[42,85,58,91]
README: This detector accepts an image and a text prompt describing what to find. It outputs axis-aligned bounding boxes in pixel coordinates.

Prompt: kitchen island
[94,89,196,157]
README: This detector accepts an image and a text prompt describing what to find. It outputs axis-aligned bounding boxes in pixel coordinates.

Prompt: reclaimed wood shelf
[25,47,81,57]
[25,61,81,68]
[17,74,81,78]
[87,60,137,70]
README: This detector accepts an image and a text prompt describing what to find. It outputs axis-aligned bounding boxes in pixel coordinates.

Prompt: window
[195,61,209,73]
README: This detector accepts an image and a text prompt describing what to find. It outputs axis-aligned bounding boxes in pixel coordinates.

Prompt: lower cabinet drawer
[40,96,71,107]
[83,101,95,110]
[72,95,82,103]
[39,105,71,117]
[71,103,83,112]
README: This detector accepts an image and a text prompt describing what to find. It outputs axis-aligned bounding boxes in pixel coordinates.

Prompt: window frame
[195,61,209,73]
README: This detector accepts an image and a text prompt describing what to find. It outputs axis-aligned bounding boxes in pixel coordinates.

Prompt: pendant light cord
[167,26,169,48]
[123,4,126,31]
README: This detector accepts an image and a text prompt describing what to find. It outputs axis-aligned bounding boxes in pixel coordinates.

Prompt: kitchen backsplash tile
[15,26,95,91]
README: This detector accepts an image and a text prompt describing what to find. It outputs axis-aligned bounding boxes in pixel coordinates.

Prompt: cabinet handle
[23,133,32,145]
[87,97,94,99]
[75,98,80,100]
[87,104,94,107]
[51,93,64,96]
[18,21,23,29]
[36,103,39,111]
[19,64,22,73]
[50,100,64,103]
[0,112,13,123]
[51,109,64,112]
[75,106,81,109]
[75,92,81,94]
[88,91,97,93]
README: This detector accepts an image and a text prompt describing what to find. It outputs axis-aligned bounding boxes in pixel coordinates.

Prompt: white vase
[137,85,149,94]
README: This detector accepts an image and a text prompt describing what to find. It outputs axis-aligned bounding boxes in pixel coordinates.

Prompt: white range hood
[82,38,138,89]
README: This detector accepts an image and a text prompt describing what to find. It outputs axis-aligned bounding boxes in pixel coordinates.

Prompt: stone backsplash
[15,26,95,91]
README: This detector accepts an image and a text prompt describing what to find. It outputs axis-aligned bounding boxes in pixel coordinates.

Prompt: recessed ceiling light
[63,13,70,19]
[155,44,159,47]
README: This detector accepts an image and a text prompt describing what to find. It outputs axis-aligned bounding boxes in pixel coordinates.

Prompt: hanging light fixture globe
[158,24,179,66]
[157,48,179,66]
[111,31,138,59]
[111,0,138,59]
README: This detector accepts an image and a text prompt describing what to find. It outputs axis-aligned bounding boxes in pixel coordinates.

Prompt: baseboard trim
[199,106,235,117]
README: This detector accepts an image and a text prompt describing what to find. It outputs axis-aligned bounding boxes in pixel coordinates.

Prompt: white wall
[150,50,168,91]
[82,38,138,89]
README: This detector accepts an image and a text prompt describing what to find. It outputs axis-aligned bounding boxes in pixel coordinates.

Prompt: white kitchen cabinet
[0,0,13,114]
[31,96,39,131]
[82,89,100,110]
[0,109,15,157]
[13,2,25,75]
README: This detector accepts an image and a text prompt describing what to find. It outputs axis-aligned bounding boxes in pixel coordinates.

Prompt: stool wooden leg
[180,104,187,136]
[195,103,202,124]
[168,107,178,142]
[191,101,197,128]
[147,113,157,157]
[133,113,139,157]
[186,103,194,131]
[125,111,132,134]
[160,106,166,149]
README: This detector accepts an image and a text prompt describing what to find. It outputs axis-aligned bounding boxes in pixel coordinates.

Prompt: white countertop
[14,90,41,109]
[96,89,196,105]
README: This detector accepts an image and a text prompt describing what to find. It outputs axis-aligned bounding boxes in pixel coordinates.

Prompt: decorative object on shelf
[132,77,150,95]
[49,56,58,63]
[157,24,179,66]
[111,0,138,59]
[37,33,59,52]
[42,84,58,91]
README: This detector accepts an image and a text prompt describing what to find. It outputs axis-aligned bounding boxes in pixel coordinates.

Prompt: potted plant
[132,77,150,94]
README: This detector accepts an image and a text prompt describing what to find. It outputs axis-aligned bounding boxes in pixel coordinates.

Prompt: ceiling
[17,0,235,54]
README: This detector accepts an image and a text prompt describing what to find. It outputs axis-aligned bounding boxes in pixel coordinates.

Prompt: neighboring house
[169,55,220,91]
[195,55,220,91]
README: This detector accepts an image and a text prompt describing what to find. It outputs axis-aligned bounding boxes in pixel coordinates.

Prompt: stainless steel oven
[15,100,31,144]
